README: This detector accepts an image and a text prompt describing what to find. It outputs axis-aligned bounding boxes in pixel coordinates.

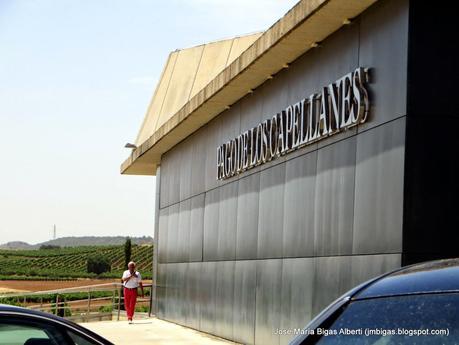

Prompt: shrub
[86,255,111,275]
[40,245,61,250]
[98,305,113,313]
[135,305,149,313]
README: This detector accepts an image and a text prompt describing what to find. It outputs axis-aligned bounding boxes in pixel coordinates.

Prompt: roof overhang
[121,0,377,175]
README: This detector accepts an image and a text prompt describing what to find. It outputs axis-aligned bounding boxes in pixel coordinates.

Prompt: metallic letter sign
[217,67,370,180]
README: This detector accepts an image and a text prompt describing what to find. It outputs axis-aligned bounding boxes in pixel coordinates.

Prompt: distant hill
[0,236,153,250]
[0,241,33,250]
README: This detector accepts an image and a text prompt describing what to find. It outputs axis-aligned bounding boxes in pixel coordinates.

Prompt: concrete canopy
[121,0,377,175]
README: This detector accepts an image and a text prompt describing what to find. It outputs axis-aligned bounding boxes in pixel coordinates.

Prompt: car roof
[0,304,113,344]
[353,258,459,300]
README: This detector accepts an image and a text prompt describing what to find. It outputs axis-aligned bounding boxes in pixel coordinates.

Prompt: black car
[290,258,459,345]
[0,304,113,345]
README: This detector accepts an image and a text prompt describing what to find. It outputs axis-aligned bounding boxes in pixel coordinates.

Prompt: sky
[0,0,299,244]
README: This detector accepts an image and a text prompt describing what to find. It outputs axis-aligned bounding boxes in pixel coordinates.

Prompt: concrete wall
[155,0,408,343]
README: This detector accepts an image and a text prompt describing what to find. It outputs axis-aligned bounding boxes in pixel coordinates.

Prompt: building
[121,0,459,344]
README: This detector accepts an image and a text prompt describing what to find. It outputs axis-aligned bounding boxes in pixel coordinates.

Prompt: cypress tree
[124,237,131,269]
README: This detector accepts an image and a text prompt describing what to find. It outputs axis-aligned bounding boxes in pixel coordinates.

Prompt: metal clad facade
[156,0,407,343]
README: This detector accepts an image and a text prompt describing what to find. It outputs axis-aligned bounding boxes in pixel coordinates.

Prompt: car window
[0,317,71,345]
[67,329,102,345]
[311,293,459,345]
[0,323,50,345]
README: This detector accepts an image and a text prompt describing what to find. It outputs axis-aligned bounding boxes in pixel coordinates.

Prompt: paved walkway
[82,317,238,345]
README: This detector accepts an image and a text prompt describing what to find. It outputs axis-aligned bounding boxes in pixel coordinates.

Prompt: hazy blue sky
[0,0,298,244]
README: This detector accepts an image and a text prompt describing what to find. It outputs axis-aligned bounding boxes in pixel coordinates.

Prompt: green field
[0,245,153,280]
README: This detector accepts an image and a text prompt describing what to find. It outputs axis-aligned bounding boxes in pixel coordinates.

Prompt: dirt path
[0,287,28,294]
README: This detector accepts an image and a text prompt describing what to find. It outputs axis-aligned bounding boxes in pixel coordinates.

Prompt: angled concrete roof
[135,33,262,146]
[122,0,377,175]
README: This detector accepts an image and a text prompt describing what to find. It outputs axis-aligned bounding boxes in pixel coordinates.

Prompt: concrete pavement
[82,317,239,345]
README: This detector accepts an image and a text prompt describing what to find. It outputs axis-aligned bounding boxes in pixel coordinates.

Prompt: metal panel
[162,263,170,320]
[199,261,217,334]
[280,258,315,345]
[175,263,187,325]
[177,199,191,262]
[189,194,204,262]
[240,91,263,133]
[238,91,264,177]
[260,71,289,120]
[255,72,290,173]
[156,263,166,318]
[167,263,178,323]
[219,102,241,144]
[257,164,286,259]
[190,131,207,196]
[204,117,221,191]
[185,262,202,330]
[158,207,169,264]
[166,204,179,263]
[168,149,181,206]
[217,182,238,260]
[215,261,235,340]
[283,153,316,258]
[312,256,352,317]
[236,174,260,260]
[233,260,256,344]
[255,259,282,345]
[314,137,356,256]
[152,167,161,315]
[169,263,181,324]
[203,189,220,261]
[350,254,401,288]
[353,117,405,254]
[163,263,175,322]
[205,104,241,192]
[159,157,170,209]
[284,17,359,152]
[314,23,359,149]
[281,21,360,154]
[286,20,359,106]
[358,0,408,132]
[217,104,241,188]
[179,138,192,201]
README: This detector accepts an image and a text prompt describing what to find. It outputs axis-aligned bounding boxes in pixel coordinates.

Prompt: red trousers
[124,287,137,319]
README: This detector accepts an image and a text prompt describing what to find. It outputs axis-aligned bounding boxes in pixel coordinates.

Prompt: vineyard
[0,245,153,280]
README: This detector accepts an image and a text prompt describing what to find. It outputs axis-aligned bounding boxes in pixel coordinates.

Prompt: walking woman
[121,261,144,323]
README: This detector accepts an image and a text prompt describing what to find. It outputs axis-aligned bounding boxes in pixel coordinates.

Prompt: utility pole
[53,224,56,240]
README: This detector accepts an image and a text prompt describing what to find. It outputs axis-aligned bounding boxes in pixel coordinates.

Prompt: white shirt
[122,270,142,288]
